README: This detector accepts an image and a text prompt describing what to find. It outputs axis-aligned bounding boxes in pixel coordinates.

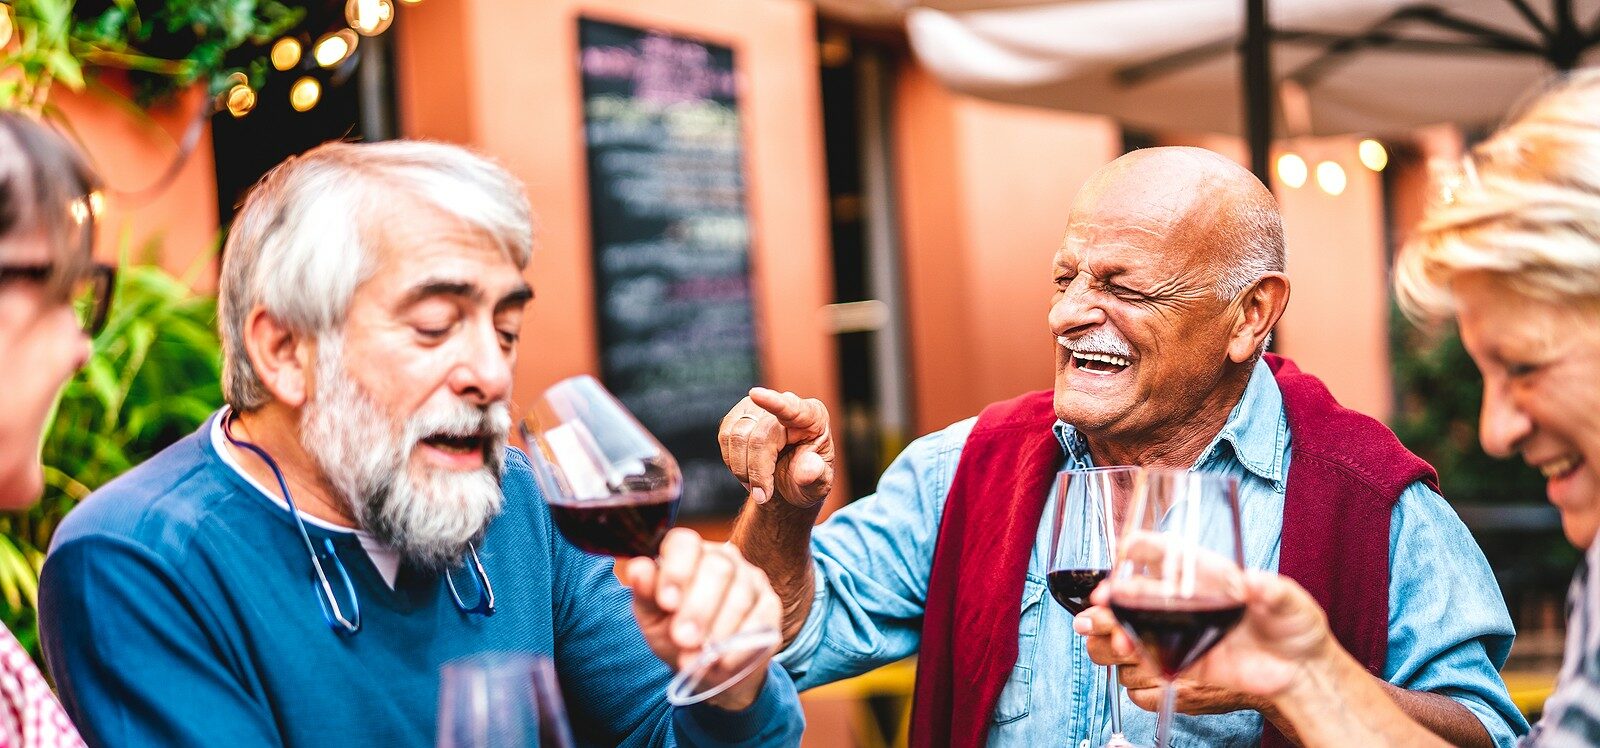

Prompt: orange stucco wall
[54,83,221,285]
[895,63,1123,434]
[393,0,841,504]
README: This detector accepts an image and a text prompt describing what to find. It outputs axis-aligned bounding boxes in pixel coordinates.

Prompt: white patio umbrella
[827,0,1600,177]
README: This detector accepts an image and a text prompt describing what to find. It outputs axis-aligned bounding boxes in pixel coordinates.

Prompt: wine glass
[437,653,574,748]
[519,375,780,706]
[1105,469,1245,748]
[1047,467,1141,748]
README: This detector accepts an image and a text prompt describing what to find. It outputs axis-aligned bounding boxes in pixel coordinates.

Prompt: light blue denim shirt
[777,359,1529,748]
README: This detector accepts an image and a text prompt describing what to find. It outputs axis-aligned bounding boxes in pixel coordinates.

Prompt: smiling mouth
[1537,454,1584,480]
[1070,351,1131,376]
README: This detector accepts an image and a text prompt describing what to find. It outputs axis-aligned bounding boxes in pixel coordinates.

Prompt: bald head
[1069,146,1284,298]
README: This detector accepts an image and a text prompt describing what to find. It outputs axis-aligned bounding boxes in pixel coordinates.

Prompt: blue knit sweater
[38,413,802,747]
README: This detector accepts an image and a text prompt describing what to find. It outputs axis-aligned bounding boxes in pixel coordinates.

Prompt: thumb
[777,448,833,507]
[622,557,667,619]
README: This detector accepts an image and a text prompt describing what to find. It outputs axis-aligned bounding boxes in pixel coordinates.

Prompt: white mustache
[1057,328,1134,359]
[406,400,511,449]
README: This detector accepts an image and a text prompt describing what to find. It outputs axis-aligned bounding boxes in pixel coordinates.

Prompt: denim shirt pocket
[992,573,1047,725]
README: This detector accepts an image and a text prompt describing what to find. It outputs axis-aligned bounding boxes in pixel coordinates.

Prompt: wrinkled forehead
[1057,184,1224,279]
[360,201,531,300]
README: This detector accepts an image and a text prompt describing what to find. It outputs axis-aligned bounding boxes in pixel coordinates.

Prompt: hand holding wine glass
[522,376,781,708]
[615,528,783,711]
[1104,469,1248,748]
[1141,569,1338,701]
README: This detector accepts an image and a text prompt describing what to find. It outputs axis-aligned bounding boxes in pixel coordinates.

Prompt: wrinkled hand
[1081,570,1337,708]
[1175,571,1336,700]
[616,529,781,711]
[718,387,835,508]
[1075,604,1268,715]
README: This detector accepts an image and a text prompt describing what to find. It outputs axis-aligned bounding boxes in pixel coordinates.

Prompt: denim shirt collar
[1052,358,1288,489]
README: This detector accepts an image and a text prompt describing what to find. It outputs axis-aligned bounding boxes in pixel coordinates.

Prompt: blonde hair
[1396,70,1600,323]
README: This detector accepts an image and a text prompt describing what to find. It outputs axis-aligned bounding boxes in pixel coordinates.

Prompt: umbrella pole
[1243,0,1274,187]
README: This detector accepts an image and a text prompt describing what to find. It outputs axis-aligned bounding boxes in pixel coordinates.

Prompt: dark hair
[0,112,100,298]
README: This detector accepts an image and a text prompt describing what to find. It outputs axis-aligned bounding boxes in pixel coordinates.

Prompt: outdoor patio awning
[832,0,1600,137]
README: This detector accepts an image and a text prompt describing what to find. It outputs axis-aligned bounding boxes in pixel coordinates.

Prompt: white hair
[1397,70,1600,322]
[1214,190,1286,300]
[218,140,534,411]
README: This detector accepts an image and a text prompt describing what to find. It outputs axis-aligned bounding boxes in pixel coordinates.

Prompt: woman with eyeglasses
[0,111,111,747]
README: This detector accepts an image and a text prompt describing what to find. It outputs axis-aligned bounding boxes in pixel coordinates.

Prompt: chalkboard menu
[577,18,760,518]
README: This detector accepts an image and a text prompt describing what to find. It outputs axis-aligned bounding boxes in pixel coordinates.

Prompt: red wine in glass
[521,375,779,707]
[1109,597,1246,679]
[1049,466,1142,748]
[545,487,680,557]
[1107,468,1246,748]
[1046,568,1108,616]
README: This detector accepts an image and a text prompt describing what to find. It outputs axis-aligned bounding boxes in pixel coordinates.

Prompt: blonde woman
[1095,73,1600,746]
[0,112,103,746]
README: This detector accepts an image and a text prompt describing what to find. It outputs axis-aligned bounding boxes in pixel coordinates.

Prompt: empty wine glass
[519,375,779,706]
[1047,466,1141,748]
[1105,469,1245,748]
[437,653,574,748]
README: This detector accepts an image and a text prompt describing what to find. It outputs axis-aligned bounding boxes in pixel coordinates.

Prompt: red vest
[908,354,1439,748]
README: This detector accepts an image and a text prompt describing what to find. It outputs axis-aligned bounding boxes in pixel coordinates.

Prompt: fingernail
[1074,614,1092,634]
[660,584,679,610]
[751,487,767,505]
[675,620,700,647]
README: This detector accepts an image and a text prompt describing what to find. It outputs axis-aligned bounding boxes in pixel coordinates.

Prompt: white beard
[299,339,509,571]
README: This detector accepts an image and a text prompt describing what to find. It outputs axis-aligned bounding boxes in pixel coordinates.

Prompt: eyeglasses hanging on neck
[221,409,495,635]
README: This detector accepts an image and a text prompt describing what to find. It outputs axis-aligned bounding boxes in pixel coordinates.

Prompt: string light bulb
[225,83,257,118]
[270,38,302,71]
[289,77,322,112]
[1316,161,1347,196]
[345,0,395,36]
[1276,153,1308,189]
[314,29,358,68]
[1358,139,1389,172]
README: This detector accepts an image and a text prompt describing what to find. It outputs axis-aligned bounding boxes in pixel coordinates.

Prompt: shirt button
[1079,741,1091,748]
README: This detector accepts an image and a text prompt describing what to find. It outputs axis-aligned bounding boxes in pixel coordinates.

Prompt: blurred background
[0,0,1579,744]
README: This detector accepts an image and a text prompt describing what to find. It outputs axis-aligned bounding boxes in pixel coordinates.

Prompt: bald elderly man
[718,148,1527,748]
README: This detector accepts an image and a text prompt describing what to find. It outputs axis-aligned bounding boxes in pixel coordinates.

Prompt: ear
[1226,272,1290,364]
[242,306,317,408]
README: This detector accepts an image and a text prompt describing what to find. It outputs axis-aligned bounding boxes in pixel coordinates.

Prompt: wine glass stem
[1155,681,1177,748]
[1105,664,1124,736]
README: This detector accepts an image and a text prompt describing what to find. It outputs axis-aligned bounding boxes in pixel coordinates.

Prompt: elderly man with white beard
[35,141,803,747]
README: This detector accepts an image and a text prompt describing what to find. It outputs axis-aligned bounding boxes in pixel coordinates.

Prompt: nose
[1048,276,1108,337]
[447,319,514,406]
[1478,379,1531,459]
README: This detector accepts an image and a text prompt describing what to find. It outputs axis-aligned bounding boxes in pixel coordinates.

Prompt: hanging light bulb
[314,29,359,68]
[271,38,302,71]
[1316,161,1348,196]
[225,83,257,118]
[345,0,395,36]
[1358,139,1389,172]
[1276,153,1308,189]
[290,77,322,112]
